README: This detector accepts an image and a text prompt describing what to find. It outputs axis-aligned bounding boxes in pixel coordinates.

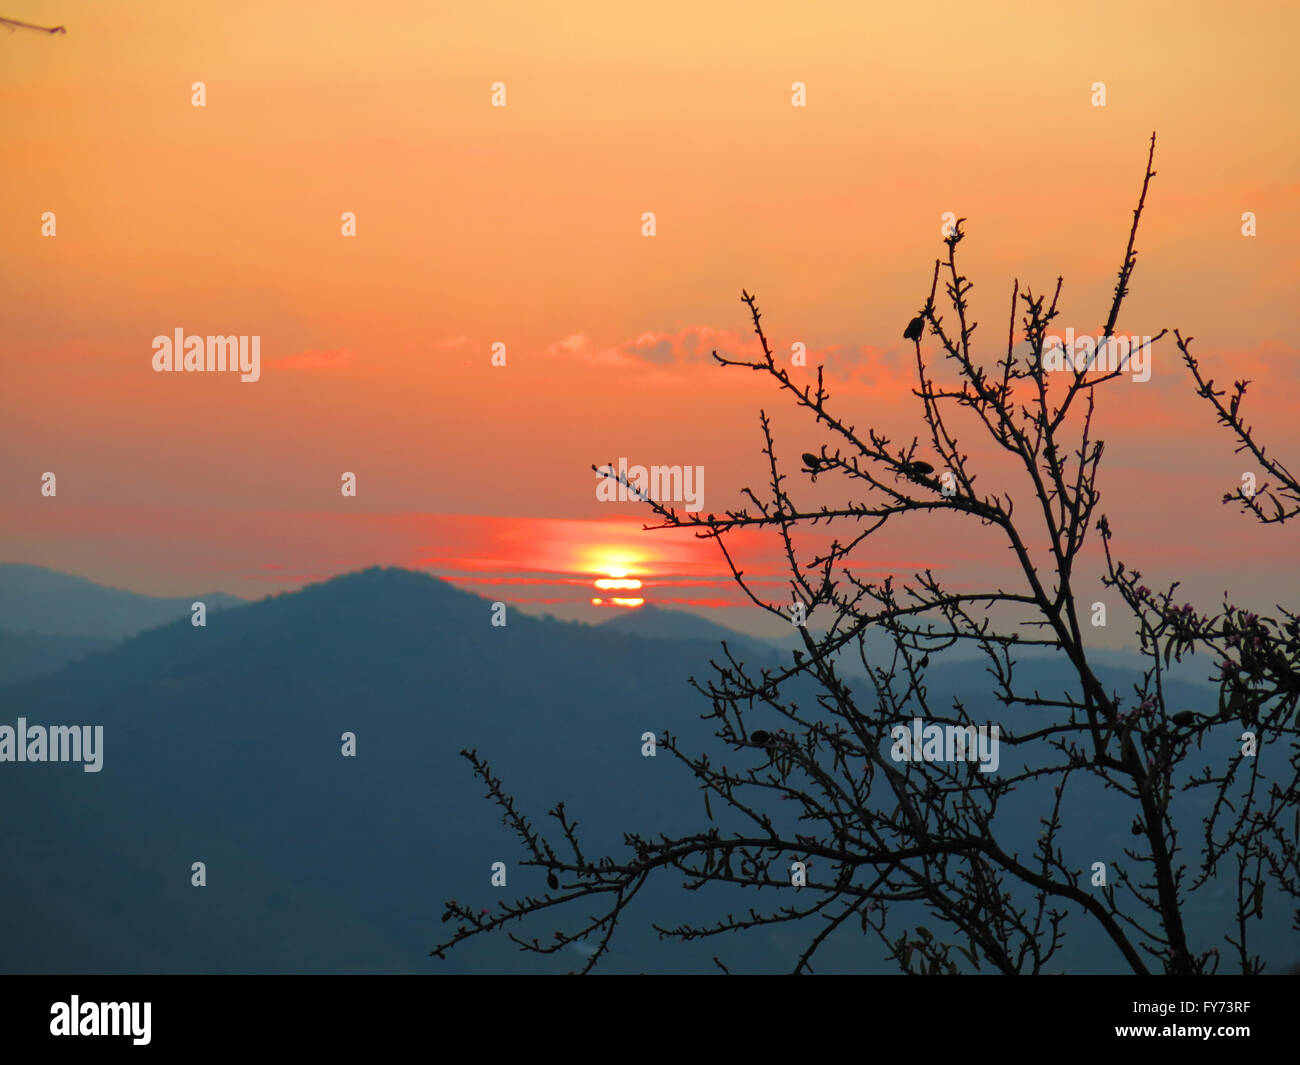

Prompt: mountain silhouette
[0,567,1284,973]
[599,603,780,664]
[0,629,118,687]
[0,568,807,972]
[0,563,244,638]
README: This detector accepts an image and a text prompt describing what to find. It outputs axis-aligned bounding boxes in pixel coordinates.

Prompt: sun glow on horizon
[582,546,649,607]
[592,561,644,607]
[594,577,643,590]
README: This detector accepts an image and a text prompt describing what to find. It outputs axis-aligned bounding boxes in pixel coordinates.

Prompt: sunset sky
[2,1,1297,640]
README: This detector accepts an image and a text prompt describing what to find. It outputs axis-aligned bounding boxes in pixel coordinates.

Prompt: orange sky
[1,1,1297,638]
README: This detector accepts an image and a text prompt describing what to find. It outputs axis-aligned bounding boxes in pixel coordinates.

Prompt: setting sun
[594,577,642,590]
[590,596,645,608]
[592,565,644,608]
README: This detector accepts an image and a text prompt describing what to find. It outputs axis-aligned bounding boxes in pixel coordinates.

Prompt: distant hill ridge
[0,563,1265,975]
[0,563,244,638]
